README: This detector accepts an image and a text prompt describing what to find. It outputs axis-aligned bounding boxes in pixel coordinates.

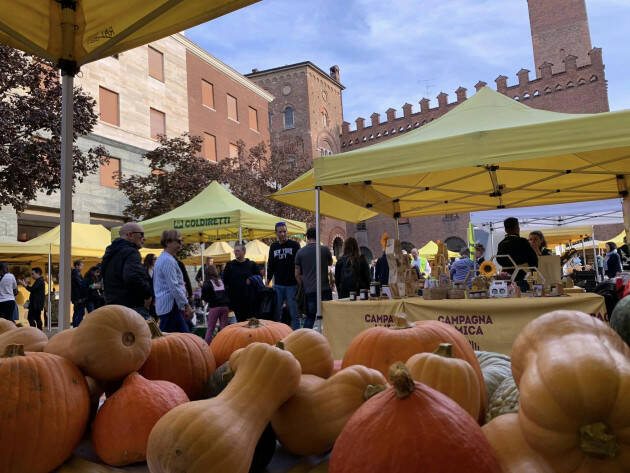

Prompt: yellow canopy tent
[113,181,306,245]
[416,241,458,259]
[0,0,260,328]
[520,225,594,247]
[599,230,626,249]
[245,240,270,263]
[182,241,235,266]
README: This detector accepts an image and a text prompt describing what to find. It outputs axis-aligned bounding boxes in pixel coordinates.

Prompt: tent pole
[581,237,587,270]
[592,226,599,282]
[395,218,400,240]
[238,226,242,243]
[58,72,73,331]
[315,187,322,329]
[200,241,204,283]
[47,248,52,332]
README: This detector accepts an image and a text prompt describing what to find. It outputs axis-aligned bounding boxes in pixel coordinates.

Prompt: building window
[284,107,294,129]
[100,157,120,188]
[203,133,217,161]
[356,221,367,231]
[287,155,296,168]
[99,86,119,126]
[321,108,328,127]
[150,107,166,139]
[229,143,239,159]
[248,106,258,132]
[227,94,238,121]
[268,111,272,128]
[148,46,164,82]
[201,80,214,109]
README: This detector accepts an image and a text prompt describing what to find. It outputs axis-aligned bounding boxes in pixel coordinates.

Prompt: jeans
[72,302,85,328]
[274,285,297,326]
[158,301,190,333]
[304,289,332,329]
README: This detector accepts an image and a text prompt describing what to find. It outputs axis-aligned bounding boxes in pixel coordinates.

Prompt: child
[202,265,230,343]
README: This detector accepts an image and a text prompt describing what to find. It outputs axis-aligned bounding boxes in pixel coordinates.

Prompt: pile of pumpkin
[0,305,628,473]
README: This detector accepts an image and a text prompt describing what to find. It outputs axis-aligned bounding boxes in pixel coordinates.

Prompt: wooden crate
[422,287,448,300]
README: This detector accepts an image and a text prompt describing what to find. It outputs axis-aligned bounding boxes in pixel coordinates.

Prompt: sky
[187,0,630,126]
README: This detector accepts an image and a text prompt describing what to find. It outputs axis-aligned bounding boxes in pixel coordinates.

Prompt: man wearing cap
[267,222,301,324]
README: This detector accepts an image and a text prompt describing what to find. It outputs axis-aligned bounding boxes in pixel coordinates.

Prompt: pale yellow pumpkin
[280,328,334,378]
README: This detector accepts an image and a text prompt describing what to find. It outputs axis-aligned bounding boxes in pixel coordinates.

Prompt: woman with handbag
[0,262,18,321]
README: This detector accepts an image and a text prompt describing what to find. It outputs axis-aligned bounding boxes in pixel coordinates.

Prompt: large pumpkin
[147,342,301,473]
[44,327,76,360]
[341,313,486,420]
[71,305,152,381]
[209,317,292,366]
[512,310,630,472]
[406,343,481,420]
[92,372,189,466]
[482,413,554,473]
[329,362,501,473]
[280,328,334,378]
[610,295,630,347]
[0,326,48,352]
[475,350,512,400]
[271,365,387,455]
[0,345,90,473]
[0,318,16,334]
[139,319,216,400]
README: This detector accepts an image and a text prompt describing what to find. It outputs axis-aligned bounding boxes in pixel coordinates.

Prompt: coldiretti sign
[173,217,231,229]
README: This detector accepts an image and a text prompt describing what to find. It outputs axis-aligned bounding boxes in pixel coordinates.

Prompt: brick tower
[528,0,593,75]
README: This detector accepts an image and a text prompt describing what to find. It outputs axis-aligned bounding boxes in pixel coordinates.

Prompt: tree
[217,138,312,223]
[0,45,109,211]
[117,134,220,220]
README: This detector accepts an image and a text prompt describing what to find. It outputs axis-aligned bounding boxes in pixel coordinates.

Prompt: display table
[322,293,607,358]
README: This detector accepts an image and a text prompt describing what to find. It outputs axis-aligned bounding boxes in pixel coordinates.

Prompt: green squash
[475,350,512,400]
[485,375,519,423]
[610,295,630,347]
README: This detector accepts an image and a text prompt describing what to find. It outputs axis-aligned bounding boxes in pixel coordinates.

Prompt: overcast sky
[188,0,629,125]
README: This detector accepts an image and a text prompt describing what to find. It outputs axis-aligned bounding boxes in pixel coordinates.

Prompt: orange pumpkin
[329,362,501,473]
[209,317,292,366]
[44,327,76,360]
[341,314,486,421]
[0,326,48,352]
[71,305,152,381]
[511,310,630,473]
[91,372,189,466]
[280,328,334,378]
[139,319,216,400]
[0,318,16,334]
[482,413,554,473]
[0,345,90,473]
[406,343,481,420]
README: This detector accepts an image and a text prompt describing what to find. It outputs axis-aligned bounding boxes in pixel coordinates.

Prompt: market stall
[323,293,607,358]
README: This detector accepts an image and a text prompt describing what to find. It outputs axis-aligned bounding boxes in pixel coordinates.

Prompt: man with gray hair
[101,222,153,313]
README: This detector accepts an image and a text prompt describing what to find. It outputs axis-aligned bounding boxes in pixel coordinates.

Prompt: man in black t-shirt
[497,217,538,289]
[267,222,301,324]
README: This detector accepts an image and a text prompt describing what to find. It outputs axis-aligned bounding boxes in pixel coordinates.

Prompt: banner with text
[322,293,607,359]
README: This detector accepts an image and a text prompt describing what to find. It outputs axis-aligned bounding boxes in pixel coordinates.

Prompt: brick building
[245,63,348,255]
[0,33,272,242]
[337,0,610,259]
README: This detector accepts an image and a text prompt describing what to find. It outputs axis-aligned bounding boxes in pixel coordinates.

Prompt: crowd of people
[0,216,626,333]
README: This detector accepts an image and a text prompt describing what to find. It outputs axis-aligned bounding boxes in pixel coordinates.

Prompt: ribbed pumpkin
[139,319,216,400]
[486,375,519,423]
[271,365,387,455]
[329,362,501,473]
[512,310,630,472]
[406,343,481,420]
[341,313,486,421]
[0,326,48,352]
[71,305,152,381]
[91,372,189,466]
[44,327,76,360]
[209,317,292,366]
[482,413,554,473]
[475,350,512,400]
[280,328,334,378]
[53,456,126,472]
[0,345,90,473]
[147,342,301,473]
[0,318,16,334]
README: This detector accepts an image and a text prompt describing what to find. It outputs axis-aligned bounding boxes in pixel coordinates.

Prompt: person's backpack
[340,257,358,292]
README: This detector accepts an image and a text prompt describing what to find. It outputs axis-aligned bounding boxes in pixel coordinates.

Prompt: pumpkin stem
[393,313,415,330]
[363,384,387,400]
[2,344,25,357]
[275,341,285,350]
[147,319,163,339]
[579,423,619,458]
[434,343,453,358]
[245,318,265,328]
[389,362,415,399]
